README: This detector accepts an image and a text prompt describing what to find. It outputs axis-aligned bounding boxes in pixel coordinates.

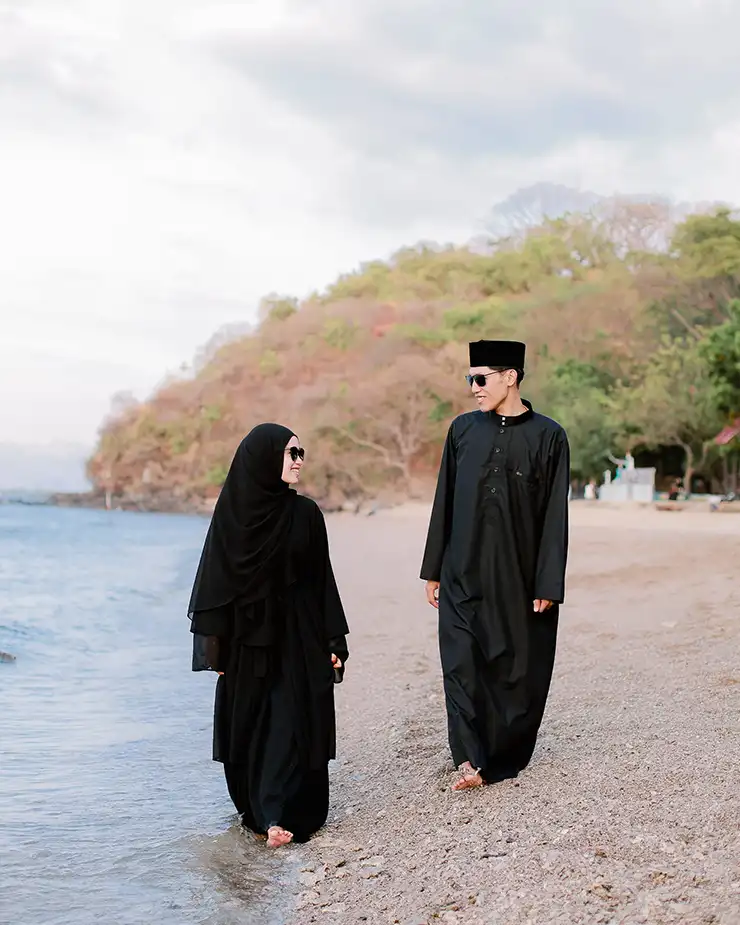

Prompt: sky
[3,0,740,465]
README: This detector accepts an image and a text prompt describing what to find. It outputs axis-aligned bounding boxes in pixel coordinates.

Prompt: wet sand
[283,503,740,925]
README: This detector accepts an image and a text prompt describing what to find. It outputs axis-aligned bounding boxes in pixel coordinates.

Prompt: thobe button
[499,428,505,434]
[490,487,496,494]
[494,447,501,454]
[493,466,500,473]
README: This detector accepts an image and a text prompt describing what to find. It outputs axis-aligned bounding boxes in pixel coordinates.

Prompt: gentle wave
[0,504,293,925]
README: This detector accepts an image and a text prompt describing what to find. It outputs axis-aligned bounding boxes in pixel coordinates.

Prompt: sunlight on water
[0,505,295,925]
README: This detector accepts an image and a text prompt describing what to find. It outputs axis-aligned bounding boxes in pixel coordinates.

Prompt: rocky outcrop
[48,491,215,515]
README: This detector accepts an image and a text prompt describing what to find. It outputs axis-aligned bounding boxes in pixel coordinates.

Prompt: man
[420,340,570,791]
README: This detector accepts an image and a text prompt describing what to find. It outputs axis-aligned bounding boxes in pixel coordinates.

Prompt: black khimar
[188,423,297,614]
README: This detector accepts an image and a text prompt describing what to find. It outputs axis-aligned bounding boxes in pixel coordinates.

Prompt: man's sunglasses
[287,447,305,462]
[465,369,508,388]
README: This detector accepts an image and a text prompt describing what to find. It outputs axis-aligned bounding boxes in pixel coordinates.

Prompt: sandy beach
[279,503,740,925]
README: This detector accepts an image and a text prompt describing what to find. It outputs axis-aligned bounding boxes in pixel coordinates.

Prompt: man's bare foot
[266,825,293,848]
[451,762,484,791]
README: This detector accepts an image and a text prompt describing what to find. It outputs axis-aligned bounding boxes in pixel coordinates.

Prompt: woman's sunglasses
[288,447,305,462]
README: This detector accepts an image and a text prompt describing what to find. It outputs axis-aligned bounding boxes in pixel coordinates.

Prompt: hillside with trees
[86,198,740,511]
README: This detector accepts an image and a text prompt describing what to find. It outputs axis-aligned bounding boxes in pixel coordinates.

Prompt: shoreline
[29,491,740,520]
[30,491,408,518]
[2,499,738,922]
[46,490,215,516]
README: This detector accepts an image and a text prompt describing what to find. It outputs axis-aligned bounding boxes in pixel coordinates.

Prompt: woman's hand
[331,653,343,669]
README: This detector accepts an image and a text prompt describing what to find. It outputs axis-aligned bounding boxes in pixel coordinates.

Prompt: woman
[189,423,349,848]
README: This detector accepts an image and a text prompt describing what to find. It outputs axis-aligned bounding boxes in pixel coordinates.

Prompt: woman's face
[281,435,304,484]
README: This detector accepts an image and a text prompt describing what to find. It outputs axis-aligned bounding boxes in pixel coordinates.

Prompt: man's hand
[426,580,440,609]
[533,599,553,613]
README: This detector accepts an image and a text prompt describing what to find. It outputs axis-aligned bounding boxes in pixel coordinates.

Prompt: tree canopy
[87,201,740,506]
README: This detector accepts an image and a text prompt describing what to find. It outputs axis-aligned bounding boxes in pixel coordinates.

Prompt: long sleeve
[311,504,350,682]
[420,423,457,581]
[190,605,232,672]
[534,430,570,603]
[312,503,350,643]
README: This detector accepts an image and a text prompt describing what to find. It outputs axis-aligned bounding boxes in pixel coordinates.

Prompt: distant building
[599,466,656,503]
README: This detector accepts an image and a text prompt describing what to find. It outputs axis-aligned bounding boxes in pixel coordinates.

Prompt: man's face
[467,366,515,412]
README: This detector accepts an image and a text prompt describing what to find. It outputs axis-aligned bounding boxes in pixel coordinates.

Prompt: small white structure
[599,466,656,503]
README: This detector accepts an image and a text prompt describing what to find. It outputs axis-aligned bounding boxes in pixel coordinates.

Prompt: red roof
[714,417,740,445]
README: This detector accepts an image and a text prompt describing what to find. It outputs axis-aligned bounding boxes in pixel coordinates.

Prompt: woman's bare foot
[266,825,293,848]
[451,761,484,791]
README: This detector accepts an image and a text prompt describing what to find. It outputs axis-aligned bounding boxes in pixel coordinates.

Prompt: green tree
[700,299,740,415]
[671,208,740,324]
[612,338,724,490]
[84,194,740,508]
[544,360,617,480]
[672,208,740,280]
[259,294,299,322]
[701,300,740,490]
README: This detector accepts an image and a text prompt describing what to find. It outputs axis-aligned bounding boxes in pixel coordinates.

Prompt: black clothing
[188,423,297,612]
[420,401,569,781]
[191,495,348,840]
[469,339,526,369]
[188,423,349,841]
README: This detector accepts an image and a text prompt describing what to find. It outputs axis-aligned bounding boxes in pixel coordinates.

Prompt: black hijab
[188,423,297,614]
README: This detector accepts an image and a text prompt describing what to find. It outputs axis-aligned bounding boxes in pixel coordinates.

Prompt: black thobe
[420,400,569,782]
[191,496,349,841]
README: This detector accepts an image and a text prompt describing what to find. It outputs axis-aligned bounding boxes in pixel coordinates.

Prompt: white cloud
[0,0,402,446]
[1,0,740,451]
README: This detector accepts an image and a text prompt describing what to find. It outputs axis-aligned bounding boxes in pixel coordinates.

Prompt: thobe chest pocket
[506,462,540,489]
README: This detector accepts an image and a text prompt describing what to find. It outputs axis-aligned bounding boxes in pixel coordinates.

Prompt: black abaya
[188,423,349,842]
[420,400,569,782]
[192,495,348,841]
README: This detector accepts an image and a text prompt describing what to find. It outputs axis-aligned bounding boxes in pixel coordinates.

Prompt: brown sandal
[451,765,484,791]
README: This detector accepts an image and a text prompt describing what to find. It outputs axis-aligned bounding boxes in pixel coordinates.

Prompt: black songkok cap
[468,340,526,369]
